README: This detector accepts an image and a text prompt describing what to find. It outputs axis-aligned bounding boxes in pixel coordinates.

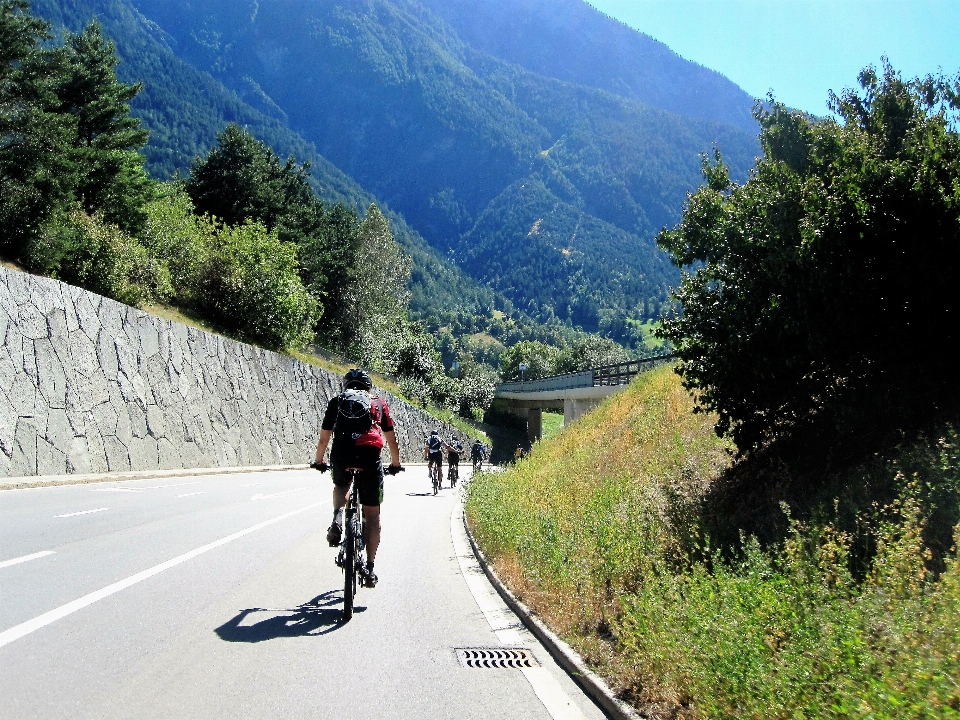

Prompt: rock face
[0,267,472,477]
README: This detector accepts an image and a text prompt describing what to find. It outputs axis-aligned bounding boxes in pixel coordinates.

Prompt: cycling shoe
[326,522,342,547]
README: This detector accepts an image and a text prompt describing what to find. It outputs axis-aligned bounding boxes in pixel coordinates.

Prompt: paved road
[0,467,607,719]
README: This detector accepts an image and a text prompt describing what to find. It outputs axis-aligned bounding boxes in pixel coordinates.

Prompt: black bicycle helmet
[343,368,373,390]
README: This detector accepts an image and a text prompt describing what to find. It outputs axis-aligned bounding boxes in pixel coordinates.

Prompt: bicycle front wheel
[343,524,356,620]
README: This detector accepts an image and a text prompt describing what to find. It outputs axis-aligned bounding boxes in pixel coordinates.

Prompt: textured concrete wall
[0,267,474,477]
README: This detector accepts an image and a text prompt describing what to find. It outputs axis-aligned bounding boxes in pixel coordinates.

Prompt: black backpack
[334,390,381,440]
[427,434,442,452]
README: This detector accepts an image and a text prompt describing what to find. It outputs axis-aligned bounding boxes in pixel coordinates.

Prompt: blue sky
[589,0,960,115]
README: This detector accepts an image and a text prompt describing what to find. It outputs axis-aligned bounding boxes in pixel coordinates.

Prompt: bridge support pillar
[527,408,542,444]
[564,398,601,425]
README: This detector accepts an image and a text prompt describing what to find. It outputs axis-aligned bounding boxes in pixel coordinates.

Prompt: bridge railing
[496,353,675,394]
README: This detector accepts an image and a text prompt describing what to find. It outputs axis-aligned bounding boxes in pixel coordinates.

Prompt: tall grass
[465,366,960,718]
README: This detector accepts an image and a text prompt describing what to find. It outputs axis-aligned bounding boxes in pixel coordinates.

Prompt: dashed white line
[239,483,261,487]
[0,501,325,649]
[144,482,202,489]
[88,488,142,493]
[176,492,205,498]
[55,508,109,518]
[250,487,310,500]
[0,551,55,570]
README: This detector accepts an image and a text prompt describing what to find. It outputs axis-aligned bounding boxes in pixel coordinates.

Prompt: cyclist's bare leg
[362,505,381,563]
[332,483,349,514]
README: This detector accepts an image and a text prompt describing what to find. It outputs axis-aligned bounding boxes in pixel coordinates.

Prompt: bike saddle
[344,467,364,473]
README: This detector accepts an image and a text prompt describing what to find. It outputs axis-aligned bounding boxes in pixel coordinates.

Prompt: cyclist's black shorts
[331,447,384,507]
[427,451,442,465]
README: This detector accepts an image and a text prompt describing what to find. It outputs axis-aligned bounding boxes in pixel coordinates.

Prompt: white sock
[333,508,343,523]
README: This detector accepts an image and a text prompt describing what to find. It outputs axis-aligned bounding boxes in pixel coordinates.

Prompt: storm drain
[456,647,540,669]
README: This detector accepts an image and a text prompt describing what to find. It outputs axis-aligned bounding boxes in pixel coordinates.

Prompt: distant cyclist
[424,430,444,487]
[471,439,486,471]
[447,439,463,487]
[312,369,402,588]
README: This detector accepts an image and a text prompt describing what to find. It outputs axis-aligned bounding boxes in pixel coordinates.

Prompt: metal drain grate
[456,647,540,668]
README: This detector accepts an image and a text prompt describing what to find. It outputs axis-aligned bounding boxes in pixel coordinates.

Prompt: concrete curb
[462,512,644,720]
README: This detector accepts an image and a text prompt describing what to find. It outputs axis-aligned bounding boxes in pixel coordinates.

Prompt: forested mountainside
[28,0,761,335]
[419,0,758,132]
[28,0,507,330]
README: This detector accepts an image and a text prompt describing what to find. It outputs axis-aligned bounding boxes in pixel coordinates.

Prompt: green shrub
[192,220,319,349]
[26,209,168,306]
[140,184,208,300]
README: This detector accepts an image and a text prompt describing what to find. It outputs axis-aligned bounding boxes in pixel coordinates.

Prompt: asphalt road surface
[0,466,608,719]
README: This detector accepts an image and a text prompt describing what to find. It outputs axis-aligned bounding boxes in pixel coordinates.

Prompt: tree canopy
[658,63,960,459]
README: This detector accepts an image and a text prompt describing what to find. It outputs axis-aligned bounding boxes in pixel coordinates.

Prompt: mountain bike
[447,462,459,488]
[335,467,365,621]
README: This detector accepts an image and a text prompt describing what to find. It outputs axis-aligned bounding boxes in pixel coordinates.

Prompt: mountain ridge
[27,0,762,339]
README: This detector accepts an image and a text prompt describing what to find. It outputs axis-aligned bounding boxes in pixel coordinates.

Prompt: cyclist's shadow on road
[215,590,363,642]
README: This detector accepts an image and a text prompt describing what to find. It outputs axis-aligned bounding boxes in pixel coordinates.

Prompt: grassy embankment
[466,364,960,718]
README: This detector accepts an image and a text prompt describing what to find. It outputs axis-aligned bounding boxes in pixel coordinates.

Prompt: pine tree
[0,0,73,254]
[55,21,152,232]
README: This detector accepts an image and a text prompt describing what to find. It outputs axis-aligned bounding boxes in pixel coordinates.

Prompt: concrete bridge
[493,354,675,443]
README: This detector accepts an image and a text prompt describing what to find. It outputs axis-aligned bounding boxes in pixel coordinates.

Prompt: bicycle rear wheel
[342,521,356,620]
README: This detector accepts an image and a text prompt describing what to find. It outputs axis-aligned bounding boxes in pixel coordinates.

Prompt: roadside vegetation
[468,65,960,717]
[467,366,960,718]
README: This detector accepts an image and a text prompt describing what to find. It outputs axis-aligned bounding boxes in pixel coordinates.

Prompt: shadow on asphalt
[215,591,363,641]
[405,492,439,497]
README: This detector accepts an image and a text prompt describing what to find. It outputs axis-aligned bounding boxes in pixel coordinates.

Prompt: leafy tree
[558,335,629,373]
[140,182,207,298]
[499,341,564,381]
[192,220,319,350]
[55,21,152,232]
[657,63,960,459]
[339,204,412,362]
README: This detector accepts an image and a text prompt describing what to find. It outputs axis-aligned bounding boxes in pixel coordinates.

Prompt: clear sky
[588,0,960,115]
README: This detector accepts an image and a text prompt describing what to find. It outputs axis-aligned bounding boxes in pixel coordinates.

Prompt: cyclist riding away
[312,369,402,588]
[424,430,444,487]
[471,439,486,471]
[447,440,462,487]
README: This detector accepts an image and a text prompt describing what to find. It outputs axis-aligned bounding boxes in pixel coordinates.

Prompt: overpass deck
[494,354,674,442]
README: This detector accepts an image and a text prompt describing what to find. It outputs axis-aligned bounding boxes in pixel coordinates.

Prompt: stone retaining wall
[0,267,473,477]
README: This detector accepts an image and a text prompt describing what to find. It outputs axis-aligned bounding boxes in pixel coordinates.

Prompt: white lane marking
[250,487,310,500]
[239,483,261,487]
[177,492,205,498]
[143,482,202,489]
[0,551,56,570]
[88,488,142,493]
[56,508,109,518]
[0,501,325,649]
[450,503,588,720]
